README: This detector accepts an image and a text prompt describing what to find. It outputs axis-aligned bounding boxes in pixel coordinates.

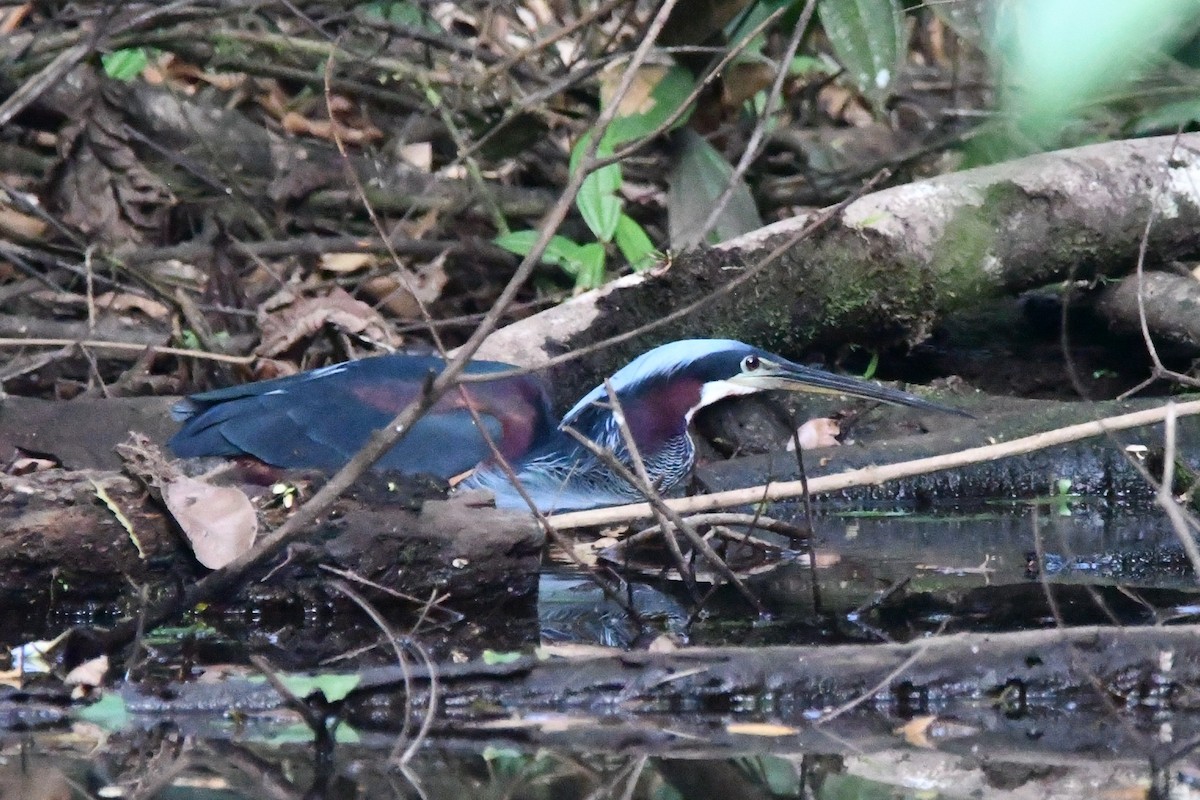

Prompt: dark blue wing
[168,354,550,478]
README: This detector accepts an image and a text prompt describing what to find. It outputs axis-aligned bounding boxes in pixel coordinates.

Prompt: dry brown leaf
[787,417,841,451]
[195,663,256,682]
[256,287,402,356]
[601,63,670,117]
[28,289,170,320]
[818,84,874,127]
[726,722,799,737]
[536,643,619,659]
[95,291,171,320]
[360,255,449,319]
[320,252,376,274]
[398,142,433,171]
[164,477,258,569]
[0,4,31,35]
[646,635,679,653]
[895,715,979,748]
[896,715,937,748]
[8,456,57,475]
[0,204,48,240]
[64,655,109,687]
[280,111,383,145]
[723,62,775,108]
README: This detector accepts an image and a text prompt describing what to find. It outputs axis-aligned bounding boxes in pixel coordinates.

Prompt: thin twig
[550,399,1200,528]
[0,337,254,364]
[563,385,765,614]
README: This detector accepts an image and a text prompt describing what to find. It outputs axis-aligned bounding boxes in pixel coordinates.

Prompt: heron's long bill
[747,361,973,417]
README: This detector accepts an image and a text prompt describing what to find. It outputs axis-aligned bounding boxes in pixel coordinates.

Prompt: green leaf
[667,129,762,248]
[362,1,441,30]
[78,694,130,730]
[253,673,361,703]
[571,135,622,242]
[928,0,985,46]
[998,0,1200,144]
[604,65,695,146]
[482,649,524,665]
[1132,97,1200,135]
[495,231,589,276]
[268,721,361,744]
[573,243,607,289]
[817,0,905,107]
[861,351,879,380]
[789,55,830,77]
[101,48,149,81]
[614,214,659,271]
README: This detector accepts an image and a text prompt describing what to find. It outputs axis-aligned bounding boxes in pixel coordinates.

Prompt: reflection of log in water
[107,624,1200,762]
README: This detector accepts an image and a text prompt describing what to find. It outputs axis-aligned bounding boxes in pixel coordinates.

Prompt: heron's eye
[743,355,761,372]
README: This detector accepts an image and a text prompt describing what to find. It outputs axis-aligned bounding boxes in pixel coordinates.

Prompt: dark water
[4,499,1198,798]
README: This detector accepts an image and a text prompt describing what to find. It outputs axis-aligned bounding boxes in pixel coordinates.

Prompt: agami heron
[169,339,967,512]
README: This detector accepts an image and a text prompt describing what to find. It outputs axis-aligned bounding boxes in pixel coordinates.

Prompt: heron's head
[562,339,966,436]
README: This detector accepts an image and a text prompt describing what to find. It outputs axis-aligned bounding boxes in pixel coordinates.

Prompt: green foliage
[496,66,688,286]
[248,672,361,702]
[101,48,149,81]
[1132,97,1200,136]
[482,649,524,665]
[614,213,660,271]
[861,351,879,380]
[360,1,440,29]
[495,230,611,290]
[603,64,694,146]
[78,693,130,730]
[817,0,905,108]
[571,134,622,242]
[667,129,762,247]
[996,0,1200,145]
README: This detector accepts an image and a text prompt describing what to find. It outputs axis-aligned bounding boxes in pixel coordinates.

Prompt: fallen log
[0,467,542,605]
[473,134,1200,405]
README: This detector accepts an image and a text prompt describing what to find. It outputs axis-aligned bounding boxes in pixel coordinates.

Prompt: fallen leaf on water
[897,715,937,748]
[164,477,257,569]
[895,714,980,748]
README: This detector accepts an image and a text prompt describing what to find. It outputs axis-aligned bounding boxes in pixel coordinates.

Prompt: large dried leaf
[256,287,402,356]
[163,477,257,570]
[52,85,174,245]
[360,254,449,319]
